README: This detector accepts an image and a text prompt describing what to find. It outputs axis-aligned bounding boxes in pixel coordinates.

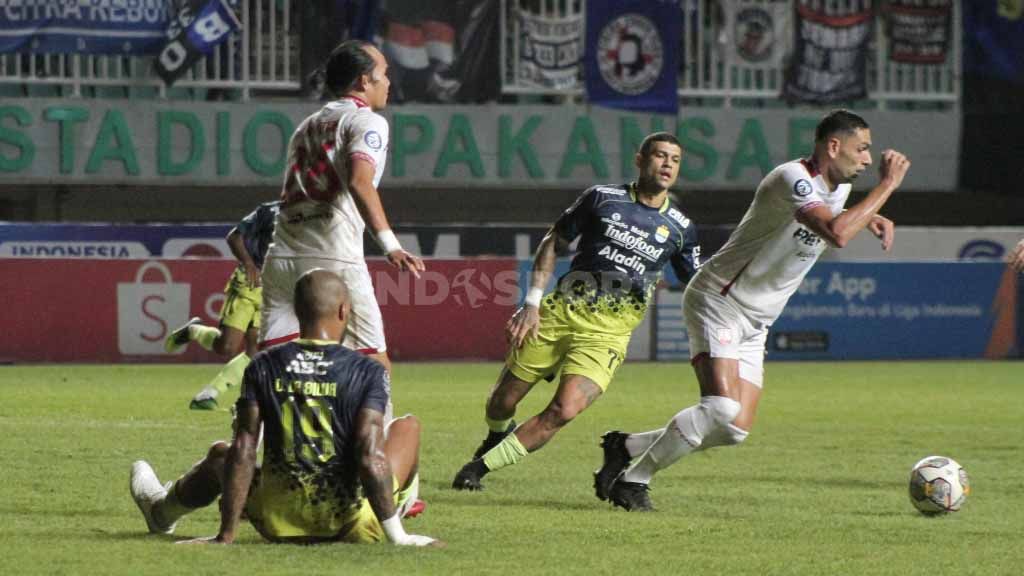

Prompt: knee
[701,396,741,427]
[539,399,579,429]
[207,440,230,461]
[390,414,421,435]
[486,388,519,415]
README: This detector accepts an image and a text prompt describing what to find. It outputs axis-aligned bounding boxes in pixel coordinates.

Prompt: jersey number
[281,397,335,465]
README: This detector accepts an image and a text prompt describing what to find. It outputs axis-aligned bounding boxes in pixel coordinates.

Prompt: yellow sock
[482,432,528,472]
[192,325,221,352]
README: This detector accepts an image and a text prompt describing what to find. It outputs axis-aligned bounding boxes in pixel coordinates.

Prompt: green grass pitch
[1,361,1022,575]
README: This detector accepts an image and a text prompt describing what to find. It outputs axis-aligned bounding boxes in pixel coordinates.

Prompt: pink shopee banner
[0,258,519,363]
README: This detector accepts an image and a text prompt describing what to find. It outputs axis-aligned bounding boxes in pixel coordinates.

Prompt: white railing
[0,0,298,100]
[501,0,960,106]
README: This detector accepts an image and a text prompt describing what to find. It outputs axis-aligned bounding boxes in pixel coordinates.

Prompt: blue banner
[0,222,232,259]
[0,1,171,54]
[658,262,1020,361]
[584,0,680,115]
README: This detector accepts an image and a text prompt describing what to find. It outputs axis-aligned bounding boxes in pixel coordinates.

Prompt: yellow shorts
[245,470,416,544]
[220,267,262,332]
[506,295,630,392]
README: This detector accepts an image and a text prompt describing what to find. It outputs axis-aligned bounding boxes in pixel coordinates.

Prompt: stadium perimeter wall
[0,256,1018,364]
[8,99,1017,227]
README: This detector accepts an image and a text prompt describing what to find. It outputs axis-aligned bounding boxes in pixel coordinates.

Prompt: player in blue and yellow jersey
[452,132,702,492]
[164,201,281,410]
[132,269,440,546]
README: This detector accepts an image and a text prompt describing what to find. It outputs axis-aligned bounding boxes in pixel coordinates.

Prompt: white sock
[621,396,741,484]
[624,429,664,458]
[699,423,749,451]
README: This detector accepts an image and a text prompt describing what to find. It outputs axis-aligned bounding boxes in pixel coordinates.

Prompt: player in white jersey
[260,39,424,375]
[593,110,911,511]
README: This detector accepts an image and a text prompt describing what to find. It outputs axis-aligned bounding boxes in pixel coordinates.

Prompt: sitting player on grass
[133,269,439,546]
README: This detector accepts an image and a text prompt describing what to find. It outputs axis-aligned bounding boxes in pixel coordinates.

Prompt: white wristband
[381,514,407,543]
[524,287,544,308]
[376,229,402,254]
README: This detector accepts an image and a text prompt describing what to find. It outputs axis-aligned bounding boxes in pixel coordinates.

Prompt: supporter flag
[154,0,241,86]
[784,0,872,104]
[886,0,953,64]
[723,0,790,70]
[584,0,680,115]
[516,6,583,90]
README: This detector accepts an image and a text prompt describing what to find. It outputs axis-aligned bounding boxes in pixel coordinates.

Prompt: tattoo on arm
[355,407,396,522]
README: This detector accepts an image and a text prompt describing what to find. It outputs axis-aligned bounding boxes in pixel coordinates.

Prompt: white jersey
[690,159,850,326]
[269,97,389,263]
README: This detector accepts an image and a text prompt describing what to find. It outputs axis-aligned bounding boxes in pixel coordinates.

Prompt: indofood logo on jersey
[604,225,665,260]
[597,13,664,95]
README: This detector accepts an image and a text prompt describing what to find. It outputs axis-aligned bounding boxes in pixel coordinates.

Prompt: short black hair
[323,40,377,96]
[815,109,869,143]
[639,132,682,157]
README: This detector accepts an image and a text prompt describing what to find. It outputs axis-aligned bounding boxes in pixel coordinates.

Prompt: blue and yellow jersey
[548,183,702,334]
[239,340,390,517]
[236,201,280,270]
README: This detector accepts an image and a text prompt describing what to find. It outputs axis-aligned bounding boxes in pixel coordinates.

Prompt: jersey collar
[295,338,338,346]
[629,182,670,214]
[344,95,369,108]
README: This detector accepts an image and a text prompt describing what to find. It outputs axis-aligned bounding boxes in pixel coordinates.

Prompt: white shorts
[682,284,767,388]
[259,256,387,353]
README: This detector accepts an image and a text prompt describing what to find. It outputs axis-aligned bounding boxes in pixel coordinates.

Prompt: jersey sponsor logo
[364,130,383,150]
[716,328,734,346]
[596,13,664,95]
[793,226,823,247]
[604,224,666,261]
[598,245,648,275]
[793,179,814,197]
[286,353,333,376]
[612,212,622,221]
[654,225,669,243]
[595,186,627,196]
[666,207,691,228]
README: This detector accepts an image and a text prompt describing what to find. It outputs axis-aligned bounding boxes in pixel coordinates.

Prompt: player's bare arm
[348,157,425,278]
[507,229,567,348]
[226,228,261,288]
[356,407,439,546]
[1009,239,1024,273]
[798,150,910,248]
[179,400,260,545]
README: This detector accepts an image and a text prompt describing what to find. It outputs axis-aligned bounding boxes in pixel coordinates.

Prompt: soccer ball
[908,456,970,515]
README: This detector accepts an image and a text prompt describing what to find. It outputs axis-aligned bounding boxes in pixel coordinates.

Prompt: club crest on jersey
[364,130,382,150]
[654,225,669,243]
[793,179,813,197]
[716,328,734,345]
